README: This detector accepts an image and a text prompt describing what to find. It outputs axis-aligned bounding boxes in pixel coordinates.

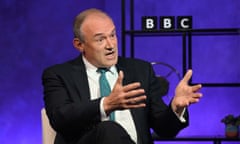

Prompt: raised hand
[171,69,203,114]
[103,71,147,115]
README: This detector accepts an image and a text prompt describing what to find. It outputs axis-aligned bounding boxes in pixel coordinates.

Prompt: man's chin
[104,59,118,67]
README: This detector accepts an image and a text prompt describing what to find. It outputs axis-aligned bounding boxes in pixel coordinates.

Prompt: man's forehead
[85,13,111,23]
[93,28,116,37]
[82,15,115,35]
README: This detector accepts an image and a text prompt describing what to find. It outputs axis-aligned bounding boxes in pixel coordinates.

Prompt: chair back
[41,108,56,144]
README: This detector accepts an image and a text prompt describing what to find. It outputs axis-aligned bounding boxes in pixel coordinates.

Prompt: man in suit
[42,8,202,144]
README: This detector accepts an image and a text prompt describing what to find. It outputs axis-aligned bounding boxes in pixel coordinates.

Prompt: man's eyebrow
[93,33,104,38]
[93,28,116,38]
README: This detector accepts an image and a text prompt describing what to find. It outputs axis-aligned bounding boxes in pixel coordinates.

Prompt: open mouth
[105,50,115,60]
[106,50,115,56]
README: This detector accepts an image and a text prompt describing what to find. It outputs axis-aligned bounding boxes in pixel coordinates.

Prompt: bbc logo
[142,16,192,30]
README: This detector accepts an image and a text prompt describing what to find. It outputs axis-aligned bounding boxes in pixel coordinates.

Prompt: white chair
[41,108,56,144]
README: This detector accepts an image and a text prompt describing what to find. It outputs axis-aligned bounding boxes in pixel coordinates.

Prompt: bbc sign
[142,16,192,30]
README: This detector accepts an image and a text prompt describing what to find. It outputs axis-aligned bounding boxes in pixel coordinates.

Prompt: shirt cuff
[174,108,186,123]
[100,97,110,121]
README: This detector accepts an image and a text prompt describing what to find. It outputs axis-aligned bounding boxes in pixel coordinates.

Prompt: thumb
[182,69,192,84]
[116,70,124,86]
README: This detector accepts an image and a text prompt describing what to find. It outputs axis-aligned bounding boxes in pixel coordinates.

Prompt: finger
[191,93,203,98]
[126,103,146,109]
[123,82,141,92]
[124,88,145,99]
[116,70,124,86]
[182,69,193,84]
[126,95,146,104]
[191,84,202,92]
[124,96,146,108]
[189,97,200,104]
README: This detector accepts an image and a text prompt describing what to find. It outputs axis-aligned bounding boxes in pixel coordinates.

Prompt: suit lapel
[116,59,133,86]
[70,55,91,100]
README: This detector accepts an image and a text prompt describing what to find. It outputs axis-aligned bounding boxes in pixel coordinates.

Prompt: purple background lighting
[0,0,239,144]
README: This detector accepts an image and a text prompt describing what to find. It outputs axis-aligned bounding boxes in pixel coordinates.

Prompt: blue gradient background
[0,0,239,144]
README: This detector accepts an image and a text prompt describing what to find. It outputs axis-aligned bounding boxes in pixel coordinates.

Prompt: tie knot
[97,68,108,74]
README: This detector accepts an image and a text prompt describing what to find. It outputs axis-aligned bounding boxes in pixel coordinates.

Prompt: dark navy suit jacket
[42,55,189,144]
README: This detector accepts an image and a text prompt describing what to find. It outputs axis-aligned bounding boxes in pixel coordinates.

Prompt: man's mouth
[106,50,115,56]
[105,50,116,60]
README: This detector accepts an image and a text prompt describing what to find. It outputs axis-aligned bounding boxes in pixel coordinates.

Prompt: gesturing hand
[103,71,146,115]
[171,70,203,114]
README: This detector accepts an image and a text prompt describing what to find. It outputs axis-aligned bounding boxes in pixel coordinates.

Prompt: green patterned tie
[97,68,115,121]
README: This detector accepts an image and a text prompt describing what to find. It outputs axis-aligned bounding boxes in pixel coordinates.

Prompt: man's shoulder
[43,56,82,73]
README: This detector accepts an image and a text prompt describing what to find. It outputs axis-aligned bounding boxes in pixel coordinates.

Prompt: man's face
[79,14,118,68]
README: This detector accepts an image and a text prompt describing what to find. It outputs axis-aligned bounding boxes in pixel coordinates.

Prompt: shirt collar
[82,55,117,75]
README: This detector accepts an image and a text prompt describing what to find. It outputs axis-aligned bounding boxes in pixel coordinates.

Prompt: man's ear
[73,38,84,52]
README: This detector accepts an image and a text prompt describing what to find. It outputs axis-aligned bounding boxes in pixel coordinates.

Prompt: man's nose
[106,37,114,48]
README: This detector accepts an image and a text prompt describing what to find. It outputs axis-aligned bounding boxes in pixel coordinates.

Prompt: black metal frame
[121,0,240,87]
